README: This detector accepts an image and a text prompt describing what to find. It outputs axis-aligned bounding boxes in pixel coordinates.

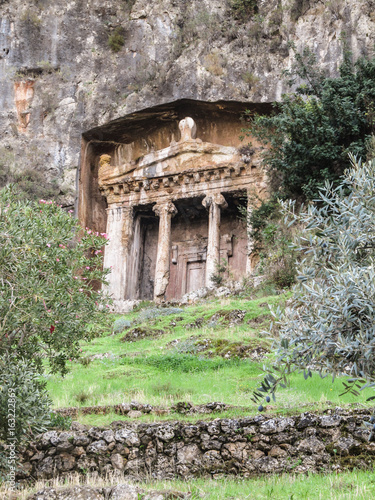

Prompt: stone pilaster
[153,201,178,302]
[103,205,134,306]
[202,193,228,287]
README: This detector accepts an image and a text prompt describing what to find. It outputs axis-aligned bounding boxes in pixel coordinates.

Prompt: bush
[253,156,375,402]
[247,49,375,201]
[113,317,132,334]
[0,355,51,443]
[0,162,58,201]
[0,185,110,376]
[108,27,125,53]
[210,259,229,287]
[241,195,300,289]
[48,412,72,431]
[230,0,258,17]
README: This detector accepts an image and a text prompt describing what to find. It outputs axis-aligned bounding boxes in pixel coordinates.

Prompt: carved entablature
[98,117,261,205]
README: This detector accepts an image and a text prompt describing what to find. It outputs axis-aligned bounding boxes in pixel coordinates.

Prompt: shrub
[113,317,132,333]
[48,412,72,431]
[253,156,375,402]
[0,185,110,376]
[0,161,58,201]
[108,27,125,53]
[251,197,300,288]
[210,259,229,287]
[247,49,375,201]
[0,355,51,443]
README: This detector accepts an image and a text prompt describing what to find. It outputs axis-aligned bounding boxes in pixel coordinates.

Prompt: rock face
[16,409,375,482]
[1,0,375,208]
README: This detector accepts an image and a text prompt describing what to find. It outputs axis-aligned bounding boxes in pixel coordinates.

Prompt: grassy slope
[45,293,374,427]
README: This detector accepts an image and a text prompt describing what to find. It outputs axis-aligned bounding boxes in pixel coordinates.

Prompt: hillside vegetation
[46,293,373,428]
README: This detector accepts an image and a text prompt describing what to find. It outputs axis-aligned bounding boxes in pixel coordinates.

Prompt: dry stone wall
[17,409,375,482]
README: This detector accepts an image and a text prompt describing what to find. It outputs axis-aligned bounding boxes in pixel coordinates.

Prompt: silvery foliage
[253,156,375,406]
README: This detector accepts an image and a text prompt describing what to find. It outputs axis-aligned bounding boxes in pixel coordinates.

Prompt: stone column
[103,205,134,307]
[153,201,178,302]
[202,193,228,287]
[246,191,255,274]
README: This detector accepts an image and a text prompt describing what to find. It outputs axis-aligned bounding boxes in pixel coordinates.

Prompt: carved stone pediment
[98,117,242,195]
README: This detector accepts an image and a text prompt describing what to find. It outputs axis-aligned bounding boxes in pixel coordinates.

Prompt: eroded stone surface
[1,0,375,215]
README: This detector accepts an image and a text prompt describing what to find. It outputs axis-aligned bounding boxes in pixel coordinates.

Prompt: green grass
[9,470,375,499]
[46,294,375,422]
[137,471,375,499]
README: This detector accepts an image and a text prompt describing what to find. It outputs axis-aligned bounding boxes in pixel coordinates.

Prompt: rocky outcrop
[16,409,375,482]
[1,1,375,205]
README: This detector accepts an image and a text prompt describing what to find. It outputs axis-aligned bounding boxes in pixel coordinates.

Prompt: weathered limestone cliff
[1,0,375,207]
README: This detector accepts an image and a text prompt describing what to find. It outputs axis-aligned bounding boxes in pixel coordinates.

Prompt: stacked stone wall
[16,409,375,482]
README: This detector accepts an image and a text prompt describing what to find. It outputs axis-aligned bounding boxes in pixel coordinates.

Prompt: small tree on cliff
[253,156,375,404]
[0,186,109,441]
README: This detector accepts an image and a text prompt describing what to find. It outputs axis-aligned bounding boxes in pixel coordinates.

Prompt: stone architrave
[153,201,178,302]
[103,205,134,305]
[202,193,228,287]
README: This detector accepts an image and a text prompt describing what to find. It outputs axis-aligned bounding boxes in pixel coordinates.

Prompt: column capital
[202,193,228,210]
[153,201,178,218]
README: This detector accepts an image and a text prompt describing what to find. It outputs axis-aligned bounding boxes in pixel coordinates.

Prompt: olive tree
[253,156,375,404]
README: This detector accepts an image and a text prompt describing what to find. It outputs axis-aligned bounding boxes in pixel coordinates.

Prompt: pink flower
[100,233,109,239]
[68,210,74,213]
[86,266,90,270]
[47,243,51,247]
[79,288,83,292]
[105,304,110,308]
[59,244,65,248]
[56,258,59,262]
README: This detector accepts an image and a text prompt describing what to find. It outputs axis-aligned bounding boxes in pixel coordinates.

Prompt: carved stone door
[186,262,206,294]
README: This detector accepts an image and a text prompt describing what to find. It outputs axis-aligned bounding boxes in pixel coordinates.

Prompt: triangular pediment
[98,117,241,187]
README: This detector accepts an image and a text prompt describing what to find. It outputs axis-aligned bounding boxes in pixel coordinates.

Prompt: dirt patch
[121,327,166,342]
